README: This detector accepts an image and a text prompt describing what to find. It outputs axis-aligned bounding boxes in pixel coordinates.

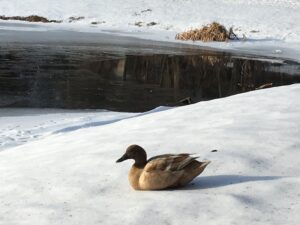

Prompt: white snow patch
[0,85,300,225]
[0,0,300,61]
[0,109,139,151]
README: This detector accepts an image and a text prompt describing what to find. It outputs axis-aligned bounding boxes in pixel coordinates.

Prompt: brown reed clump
[0,15,61,23]
[175,22,238,42]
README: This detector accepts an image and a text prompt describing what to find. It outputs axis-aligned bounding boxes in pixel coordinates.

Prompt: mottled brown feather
[145,154,197,172]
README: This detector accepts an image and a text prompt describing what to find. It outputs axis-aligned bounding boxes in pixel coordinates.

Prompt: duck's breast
[128,166,143,190]
[139,169,183,190]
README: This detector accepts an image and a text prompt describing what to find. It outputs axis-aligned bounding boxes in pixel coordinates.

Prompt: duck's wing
[139,154,195,190]
[145,154,198,172]
[147,153,191,162]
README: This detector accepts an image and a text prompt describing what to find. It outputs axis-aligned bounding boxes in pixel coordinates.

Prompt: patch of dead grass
[0,15,62,23]
[0,15,61,23]
[176,22,238,42]
[68,16,85,23]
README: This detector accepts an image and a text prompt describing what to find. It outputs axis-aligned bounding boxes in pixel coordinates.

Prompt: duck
[116,144,210,190]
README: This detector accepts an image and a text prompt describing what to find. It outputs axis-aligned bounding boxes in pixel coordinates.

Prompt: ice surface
[0,0,300,61]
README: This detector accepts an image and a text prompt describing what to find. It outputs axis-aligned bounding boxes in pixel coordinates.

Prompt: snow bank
[0,84,299,225]
[0,109,138,151]
[0,0,300,61]
[1,0,299,42]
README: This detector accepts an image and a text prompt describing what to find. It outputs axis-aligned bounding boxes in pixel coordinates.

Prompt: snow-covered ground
[1,84,299,225]
[0,0,300,61]
[1,1,299,224]
[0,109,139,151]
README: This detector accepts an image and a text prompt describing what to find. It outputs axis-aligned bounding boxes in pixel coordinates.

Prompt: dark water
[0,43,300,112]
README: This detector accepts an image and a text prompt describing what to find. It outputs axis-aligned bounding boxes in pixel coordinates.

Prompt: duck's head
[116,145,147,166]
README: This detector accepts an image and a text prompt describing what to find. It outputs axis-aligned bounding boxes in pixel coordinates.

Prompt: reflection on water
[0,45,300,112]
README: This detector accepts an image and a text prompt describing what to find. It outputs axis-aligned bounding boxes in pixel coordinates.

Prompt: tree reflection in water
[1,46,299,112]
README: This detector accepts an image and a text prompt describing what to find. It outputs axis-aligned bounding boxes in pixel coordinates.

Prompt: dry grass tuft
[0,15,61,23]
[176,22,238,42]
[68,16,85,23]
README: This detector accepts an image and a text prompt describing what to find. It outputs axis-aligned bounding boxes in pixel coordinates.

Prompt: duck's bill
[116,154,129,163]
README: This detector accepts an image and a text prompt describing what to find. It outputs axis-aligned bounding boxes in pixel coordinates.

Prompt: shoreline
[1,21,300,62]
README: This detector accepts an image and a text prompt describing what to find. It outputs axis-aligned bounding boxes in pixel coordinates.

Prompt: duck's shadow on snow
[180,175,284,190]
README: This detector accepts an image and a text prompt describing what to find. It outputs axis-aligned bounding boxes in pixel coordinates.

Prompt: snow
[1,84,300,225]
[0,1,300,224]
[0,0,300,61]
[0,109,138,151]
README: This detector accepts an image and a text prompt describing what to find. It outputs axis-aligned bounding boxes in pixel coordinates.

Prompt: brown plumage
[116,144,210,190]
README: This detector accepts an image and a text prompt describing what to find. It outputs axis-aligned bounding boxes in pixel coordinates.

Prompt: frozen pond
[1,29,300,111]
